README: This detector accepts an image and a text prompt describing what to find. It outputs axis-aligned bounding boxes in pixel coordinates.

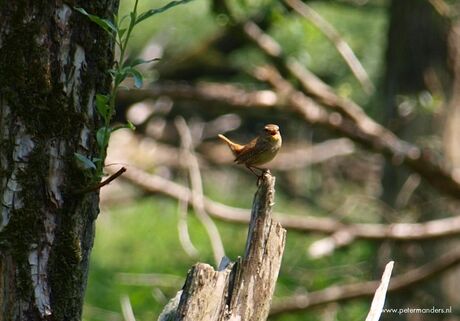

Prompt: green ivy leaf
[75,153,96,170]
[75,7,117,35]
[135,0,193,25]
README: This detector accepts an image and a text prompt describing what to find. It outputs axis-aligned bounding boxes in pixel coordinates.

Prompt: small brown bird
[218,124,282,176]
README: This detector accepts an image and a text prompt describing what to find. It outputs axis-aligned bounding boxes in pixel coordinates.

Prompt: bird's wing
[234,138,270,164]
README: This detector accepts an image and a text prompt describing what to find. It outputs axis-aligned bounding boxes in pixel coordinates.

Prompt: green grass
[84,195,250,320]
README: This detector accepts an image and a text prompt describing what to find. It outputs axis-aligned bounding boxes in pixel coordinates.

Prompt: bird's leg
[246,165,271,185]
[246,164,262,177]
[253,166,271,176]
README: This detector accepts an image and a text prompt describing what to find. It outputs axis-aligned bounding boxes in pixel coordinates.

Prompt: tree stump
[158,171,286,321]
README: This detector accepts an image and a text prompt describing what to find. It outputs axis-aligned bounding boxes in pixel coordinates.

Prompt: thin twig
[283,0,374,94]
[77,166,127,194]
[395,174,421,209]
[177,194,199,258]
[120,295,136,321]
[175,117,225,265]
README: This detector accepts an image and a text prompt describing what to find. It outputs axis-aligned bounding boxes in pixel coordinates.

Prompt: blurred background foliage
[83,0,460,320]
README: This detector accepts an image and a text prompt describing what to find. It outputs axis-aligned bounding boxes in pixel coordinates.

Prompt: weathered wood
[158,171,286,321]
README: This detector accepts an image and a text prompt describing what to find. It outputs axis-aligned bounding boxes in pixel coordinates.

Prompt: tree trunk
[158,172,286,321]
[381,0,449,207]
[379,1,452,320]
[0,1,118,320]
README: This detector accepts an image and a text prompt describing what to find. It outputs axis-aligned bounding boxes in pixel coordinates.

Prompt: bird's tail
[218,134,244,156]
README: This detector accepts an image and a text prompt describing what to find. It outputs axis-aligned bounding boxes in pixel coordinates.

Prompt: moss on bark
[0,0,119,320]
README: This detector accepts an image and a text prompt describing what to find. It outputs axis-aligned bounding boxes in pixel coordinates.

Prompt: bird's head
[262,124,281,141]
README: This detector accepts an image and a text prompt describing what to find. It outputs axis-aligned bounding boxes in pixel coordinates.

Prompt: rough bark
[158,172,286,321]
[0,1,118,320]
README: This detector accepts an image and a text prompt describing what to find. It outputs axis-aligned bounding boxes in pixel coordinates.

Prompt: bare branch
[175,117,225,265]
[395,174,421,209]
[120,295,136,321]
[365,261,394,321]
[177,195,199,258]
[283,0,374,94]
[239,18,460,199]
[270,249,460,316]
[428,0,456,17]
[270,138,355,170]
[108,166,460,242]
[254,65,460,199]
[117,82,280,109]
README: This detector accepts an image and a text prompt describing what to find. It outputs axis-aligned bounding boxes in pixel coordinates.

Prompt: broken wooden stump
[158,171,286,321]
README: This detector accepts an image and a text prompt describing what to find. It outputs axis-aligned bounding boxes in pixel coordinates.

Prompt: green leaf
[93,157,102,164]
[118,14,130,27]
[125,67,143,88]
[118,28,127,40]
[130,11,137,24]
[108,68,118,78]
[95,94,110,120]
[114,66,143,88]
[74,7,90,16]
[115,73,127,86]
[113,13,119,28]
[126,120,136,130]
[96,127,111,149]
[135,0,193,25]
[112,121,136,132]
[75,7,117,35]
[75,153,96,170]
[128,57,160,67]
[114,67,128,86]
